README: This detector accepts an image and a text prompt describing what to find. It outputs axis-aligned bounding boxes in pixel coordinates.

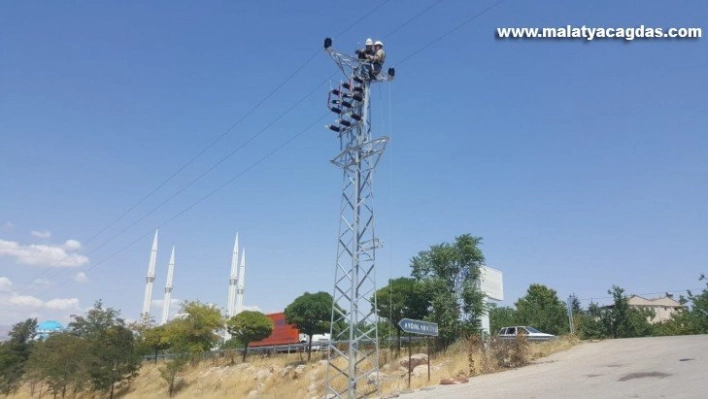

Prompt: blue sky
[1,0,706,327]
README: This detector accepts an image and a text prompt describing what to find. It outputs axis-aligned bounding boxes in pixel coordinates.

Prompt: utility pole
[323,37,394,399]
[567,295,575,335]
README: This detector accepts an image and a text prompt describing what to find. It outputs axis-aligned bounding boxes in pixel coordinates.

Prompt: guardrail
[142,336,432,362]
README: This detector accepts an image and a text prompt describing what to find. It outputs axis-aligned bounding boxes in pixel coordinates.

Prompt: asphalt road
[401,335,708,399]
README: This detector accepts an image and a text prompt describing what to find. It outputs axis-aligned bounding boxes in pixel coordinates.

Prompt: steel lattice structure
[323,38,393,399]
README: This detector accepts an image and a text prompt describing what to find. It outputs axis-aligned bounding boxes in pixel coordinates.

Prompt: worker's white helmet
[365,38,373,46]
[374,40,383,47]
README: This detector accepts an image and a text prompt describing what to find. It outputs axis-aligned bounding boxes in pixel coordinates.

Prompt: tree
[0,318,37,395]
[569,293,582,315]
[578,302,606,339]
[411,234,486,348]
[515,284,568,335]
[160,356,187,398]
[26,333,91,399]
[601,286,654,338]
[373,278,431,354]
[139,325,170,364]
[69,300,141,399]
[284,291,334,361]
[163,301,224,359]
[227,311,273,361]
[683,274,708,333]
[488,304,517,335]
[578,286,655,339]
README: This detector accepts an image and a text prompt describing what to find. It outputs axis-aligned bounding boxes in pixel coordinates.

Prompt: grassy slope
[9,336,578,398]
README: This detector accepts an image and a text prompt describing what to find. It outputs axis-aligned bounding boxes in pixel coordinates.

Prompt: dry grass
[7,336,579,399]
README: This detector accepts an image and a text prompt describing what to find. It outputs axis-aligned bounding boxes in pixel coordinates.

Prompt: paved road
[402,335,708,399]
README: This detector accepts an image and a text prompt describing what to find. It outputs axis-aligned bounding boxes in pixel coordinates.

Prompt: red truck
[249,312,304,348]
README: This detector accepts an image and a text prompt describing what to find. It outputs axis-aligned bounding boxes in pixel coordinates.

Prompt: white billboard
[478,265,503,301]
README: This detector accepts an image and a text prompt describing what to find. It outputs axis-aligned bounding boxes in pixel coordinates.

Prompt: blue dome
[37,320,64,332]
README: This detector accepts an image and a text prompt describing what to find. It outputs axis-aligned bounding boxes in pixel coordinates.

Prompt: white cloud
[73,272,88,283]
[150,298,183,322]
[7,294,44,307]
[63,240,81,251]
[0,291,81,325]
[31,230,52,239]
[33,278,52,288]
[44,298,80,310]
[0,277,12,292]
[0,239,89,267]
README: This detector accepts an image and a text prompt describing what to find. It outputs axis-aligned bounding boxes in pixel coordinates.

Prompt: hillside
[8,337,576,398]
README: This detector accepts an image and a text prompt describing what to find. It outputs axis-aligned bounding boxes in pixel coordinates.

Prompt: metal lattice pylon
[323,38,393,399]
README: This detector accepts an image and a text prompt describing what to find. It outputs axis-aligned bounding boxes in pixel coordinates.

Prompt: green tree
[411,234,486,348]
[488,304,517,335]
[578,286,656,339]
[0,318,37,395]
[69,300,141,399]
[139,325,170,363]
[578,302,606,339]
[26,333,91,399]
[227,311,273,361]
[160,356,188,398]
[569,293,583,315]
[284,291,334,361]
[683,274,708,333]
[163,301,224,359]
[515,284,568,335]
[374,278,431,354]
[601,286,655,338]
[648,276,708,337]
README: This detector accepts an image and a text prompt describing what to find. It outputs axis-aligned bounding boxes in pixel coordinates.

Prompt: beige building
[626,294,685,323]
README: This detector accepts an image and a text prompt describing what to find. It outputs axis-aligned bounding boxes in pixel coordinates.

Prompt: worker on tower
[366,40,386,80]
[355,38,374,61]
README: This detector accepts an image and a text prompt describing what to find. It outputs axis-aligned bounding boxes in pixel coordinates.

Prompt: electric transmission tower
[323,37,395,399]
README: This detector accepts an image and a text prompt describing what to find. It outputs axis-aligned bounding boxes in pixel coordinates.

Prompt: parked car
[497,326,556,341]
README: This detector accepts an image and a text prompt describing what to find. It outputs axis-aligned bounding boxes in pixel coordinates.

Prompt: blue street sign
[397,318,439,337]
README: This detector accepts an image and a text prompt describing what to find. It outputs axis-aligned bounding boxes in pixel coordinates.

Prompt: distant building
[35,320,65,340]
[604,293,685,324]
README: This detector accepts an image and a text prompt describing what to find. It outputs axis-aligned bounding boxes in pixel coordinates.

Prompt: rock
[412,364,429,377]
[399,353,428,369]
[278,365,294,377]
[293,367,305,379]
[254,368,271,380]
[247,389,259,397]
[367,371,387,384]
[439,376,469,385]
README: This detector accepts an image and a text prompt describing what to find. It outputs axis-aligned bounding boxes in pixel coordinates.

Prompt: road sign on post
[398,318,439,336]
[398,318,438,388]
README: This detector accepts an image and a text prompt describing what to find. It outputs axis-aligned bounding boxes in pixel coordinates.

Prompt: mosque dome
[37,320,64,332]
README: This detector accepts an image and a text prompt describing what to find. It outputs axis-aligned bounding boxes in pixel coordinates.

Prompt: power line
[577,288,705,303]
[76,0,452,260]
[17,76,330,297]
[86,78,331,256]
[16,1,397,292]
[23,0,500,298]
[82,0,396,248]
[397,0,510,66]
[382,0,445,40]
[31,112,331,296]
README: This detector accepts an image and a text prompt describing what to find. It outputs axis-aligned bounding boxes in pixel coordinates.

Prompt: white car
[497,326,556,341]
